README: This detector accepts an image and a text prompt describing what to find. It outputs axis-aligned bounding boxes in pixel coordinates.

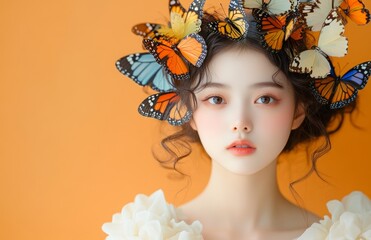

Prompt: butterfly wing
[291,9,347,77]
[244,0,295,15]
[290,19,305,40]
[116,53,175,92]
[266,0,297,15]
[303,0,343,31]
[311,61,371,109]
[290,49,331,78]
[243,0,264,10]
[255,10,290,52]
[131,23,164,39]
[311,69,358,109]
[169,0,187,16]
[340,0,370,25]
[186,0,206,20]
[177,33,207,67]
[341,61,371,89]
[161,0,205,41]
[182,0,206,35]
[311,77,339,106]
[143,38,190,80]
[209,0,248,40]
[311,76,359,109]
[138,92,192,126]
[318,9,348,58]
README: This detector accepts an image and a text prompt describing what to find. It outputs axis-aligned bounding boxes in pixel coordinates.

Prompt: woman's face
[191,47,305,175]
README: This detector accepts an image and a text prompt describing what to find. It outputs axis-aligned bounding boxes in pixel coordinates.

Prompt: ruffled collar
[102,190,371,240]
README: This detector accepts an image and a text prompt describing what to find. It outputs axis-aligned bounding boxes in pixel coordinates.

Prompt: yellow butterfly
[157,0,206,42]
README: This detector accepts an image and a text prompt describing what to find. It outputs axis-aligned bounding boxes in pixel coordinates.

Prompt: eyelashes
[205,96,225,105]
[201,94,279,106]
[255,96,277,104]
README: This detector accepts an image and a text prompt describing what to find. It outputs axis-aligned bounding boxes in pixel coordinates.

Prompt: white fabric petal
[102,190,204,240]
[297,192,371,240]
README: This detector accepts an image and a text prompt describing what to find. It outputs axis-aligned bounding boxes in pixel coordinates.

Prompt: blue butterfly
[311,60,371,109]
[116,52,175,92]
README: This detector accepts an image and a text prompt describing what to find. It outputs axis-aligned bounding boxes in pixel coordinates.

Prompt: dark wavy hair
[153,13,356,183]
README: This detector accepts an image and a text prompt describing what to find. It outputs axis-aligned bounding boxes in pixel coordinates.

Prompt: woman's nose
[232,123,251,133]
[231,109,252,133]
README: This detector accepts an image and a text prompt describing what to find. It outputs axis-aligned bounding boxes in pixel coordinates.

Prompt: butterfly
[253,9,300,52]
[116,53,175,92]
[302,0,370,31]
[310,60,371,109]
[131,0,206,42]
[289,9,348,78]
[157,0,206,41]
[138,91,192,126]
[131,23,163,40]
[244,0,298,15]
[208,0,249,40]
[143,33,207,80]
[339,0,370,25]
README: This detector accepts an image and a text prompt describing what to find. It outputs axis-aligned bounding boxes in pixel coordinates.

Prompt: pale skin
[178,47,320,240]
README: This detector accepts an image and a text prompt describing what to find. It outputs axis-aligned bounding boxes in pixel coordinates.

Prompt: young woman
[177,40,316,240]
[103,0,371,239]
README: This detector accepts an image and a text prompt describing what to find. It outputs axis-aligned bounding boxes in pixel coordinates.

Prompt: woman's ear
[291,102,306,130]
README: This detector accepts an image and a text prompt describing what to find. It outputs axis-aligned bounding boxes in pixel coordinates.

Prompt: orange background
[0,0,371,239]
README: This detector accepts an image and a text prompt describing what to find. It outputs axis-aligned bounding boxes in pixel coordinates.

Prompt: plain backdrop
[1,0,371,239]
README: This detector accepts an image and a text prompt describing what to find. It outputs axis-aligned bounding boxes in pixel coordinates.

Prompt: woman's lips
[226,140,256,156]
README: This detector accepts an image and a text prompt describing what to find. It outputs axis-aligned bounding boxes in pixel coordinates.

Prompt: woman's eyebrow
[250,81,284,89]
[198,80,284,90]
[199,82,230,89]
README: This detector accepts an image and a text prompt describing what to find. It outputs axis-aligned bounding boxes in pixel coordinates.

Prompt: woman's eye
[207,96,225,104]
[256,96,274,104]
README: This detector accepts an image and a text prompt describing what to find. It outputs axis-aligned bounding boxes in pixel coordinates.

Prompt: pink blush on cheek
[193,113,223,138]
[261,110,295,134]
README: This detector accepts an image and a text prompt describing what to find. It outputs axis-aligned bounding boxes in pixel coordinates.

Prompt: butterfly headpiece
[116,0,371,126]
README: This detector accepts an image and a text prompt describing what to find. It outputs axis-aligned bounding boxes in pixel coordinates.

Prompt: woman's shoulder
[102,189,204,240]
[296,191,371,240]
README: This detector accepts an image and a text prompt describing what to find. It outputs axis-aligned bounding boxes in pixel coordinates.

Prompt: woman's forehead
[205,47,290,87]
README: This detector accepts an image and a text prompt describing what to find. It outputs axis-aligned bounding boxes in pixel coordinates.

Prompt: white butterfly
[289,9,348,78]
[243,0,297,15]
[301,0,343,31]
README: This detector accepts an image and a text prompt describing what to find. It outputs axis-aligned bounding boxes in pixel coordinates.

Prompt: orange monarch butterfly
[209,0,249,40]
[143,33,207,80]
[138,91,192,126]
[339,0,370,25]
[310,60,371,109]
[253,9,299,52]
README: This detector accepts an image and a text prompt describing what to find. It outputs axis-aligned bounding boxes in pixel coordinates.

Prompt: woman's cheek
[194,110,223,137]
[260,108,295,134]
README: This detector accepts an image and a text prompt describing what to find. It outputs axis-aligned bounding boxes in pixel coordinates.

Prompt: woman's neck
[185,158,289,229]
[179,158,320,240]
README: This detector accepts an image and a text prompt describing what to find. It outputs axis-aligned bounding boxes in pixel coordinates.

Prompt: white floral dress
[102,190,371,240]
